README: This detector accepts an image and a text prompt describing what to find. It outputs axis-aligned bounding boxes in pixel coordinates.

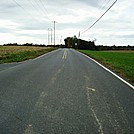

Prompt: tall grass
[0,46,56,64]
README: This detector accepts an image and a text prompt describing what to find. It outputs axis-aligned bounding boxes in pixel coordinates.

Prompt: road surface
[0,48,134,134]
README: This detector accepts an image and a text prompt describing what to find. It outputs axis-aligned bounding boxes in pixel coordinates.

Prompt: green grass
[0,46,57,64]
[79,50,134,83]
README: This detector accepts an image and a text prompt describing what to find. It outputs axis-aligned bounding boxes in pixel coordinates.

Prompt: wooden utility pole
[52,21,57,45]
[48,28,50,45]
[50,28,52,45]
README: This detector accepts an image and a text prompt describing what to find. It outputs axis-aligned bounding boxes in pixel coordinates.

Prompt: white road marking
[86,88,104,134]
[24,124,35,134]
[79,51,134,90]
[87,87,96,92]
[62,50,67,59]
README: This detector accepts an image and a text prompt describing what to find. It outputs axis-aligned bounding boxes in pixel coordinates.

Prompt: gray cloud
[0,0,133,45]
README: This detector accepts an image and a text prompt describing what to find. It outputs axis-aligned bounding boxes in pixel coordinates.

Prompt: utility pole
[48,28,53,45]
[78,31,80,48]
[50,28,53,45]
[78,31,80,38]
[52,21,57,45]
[48,28,50,45]
[60,36,62,44]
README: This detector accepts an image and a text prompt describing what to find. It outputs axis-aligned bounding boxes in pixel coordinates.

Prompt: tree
[64,35,78,48]
[64,36,96,50]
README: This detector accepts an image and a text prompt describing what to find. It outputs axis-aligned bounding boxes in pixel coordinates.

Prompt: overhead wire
[27,0,50,21]
[81,0,112,34]
[88,0,112,26]
[12,0,52,22]
[95,0,112,15]
[11,0,54,44]
[38,0,51,21]
[82,0,117,34]
[28,0,44,16]
[101,0,112,10]
[12,0,45,22]
[12,0,33,17]
[32,0,51,21]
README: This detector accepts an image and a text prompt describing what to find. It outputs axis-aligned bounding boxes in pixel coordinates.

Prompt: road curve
[0,48,134,134]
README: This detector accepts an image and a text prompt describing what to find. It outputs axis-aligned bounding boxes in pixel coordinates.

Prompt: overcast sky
[0,0,133,46]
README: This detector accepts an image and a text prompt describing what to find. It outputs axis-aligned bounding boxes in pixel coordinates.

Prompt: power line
[15,0,51,21]
[12,0,53,25]
[32,0,51,21]
[82,0,117,34]
[38,0,51,20]
[12,0,43,21]
[84,0,112,29]
[28,0,44,16]
[96,0,112,16]
[12,0,31,15]
[101,0,112,10]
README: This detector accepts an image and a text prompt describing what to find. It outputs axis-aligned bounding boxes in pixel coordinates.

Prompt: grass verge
[79,50,134,83]
[0,46,57,64]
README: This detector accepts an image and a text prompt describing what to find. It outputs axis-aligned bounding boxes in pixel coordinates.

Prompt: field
[79,50,134,83]
[0,46,56,64]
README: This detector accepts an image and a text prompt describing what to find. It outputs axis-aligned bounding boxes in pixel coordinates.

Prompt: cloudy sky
[0,0,133,46]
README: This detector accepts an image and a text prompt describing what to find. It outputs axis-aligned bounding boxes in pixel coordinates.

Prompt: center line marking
[62,50,67,59]
[87,87,96,92]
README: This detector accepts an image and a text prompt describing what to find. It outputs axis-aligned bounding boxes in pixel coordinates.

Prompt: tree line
[3,43,46,46]
[64,36,96,50]
[2,39,134,50]
[64,36,134,50]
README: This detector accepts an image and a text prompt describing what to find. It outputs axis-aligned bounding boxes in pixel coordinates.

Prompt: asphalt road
[0,48,134,134]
